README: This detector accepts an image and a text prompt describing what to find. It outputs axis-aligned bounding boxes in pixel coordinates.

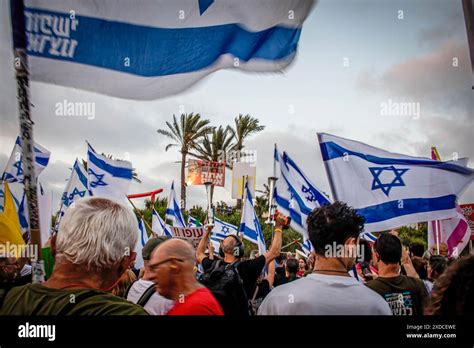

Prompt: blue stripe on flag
[320,141,472,175]
[74,161,88,188]
[357,195,456,224]
[25,7,301,77]
[87,147,132,179]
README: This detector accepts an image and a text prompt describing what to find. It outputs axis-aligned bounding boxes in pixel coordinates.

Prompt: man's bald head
[153,238,195,264]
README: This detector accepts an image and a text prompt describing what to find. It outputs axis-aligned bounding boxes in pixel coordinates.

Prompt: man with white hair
[1,197,148,315]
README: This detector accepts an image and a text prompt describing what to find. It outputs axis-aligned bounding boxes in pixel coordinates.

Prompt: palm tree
[227,114,265,207]
[227,114,265,154]
[190,126,234,201]
[157,113,212,209]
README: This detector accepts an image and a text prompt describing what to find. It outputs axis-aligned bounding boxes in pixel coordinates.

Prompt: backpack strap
[251,284,260,302]
[123,280,137,300]
[136,283,156,307]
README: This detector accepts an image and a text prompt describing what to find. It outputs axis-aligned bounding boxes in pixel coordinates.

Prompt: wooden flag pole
[10,0,44,283]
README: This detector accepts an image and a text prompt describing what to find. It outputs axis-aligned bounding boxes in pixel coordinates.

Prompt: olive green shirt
[1,283,148,315]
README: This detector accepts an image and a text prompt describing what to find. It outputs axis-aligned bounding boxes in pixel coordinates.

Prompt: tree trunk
[181,151,186,209]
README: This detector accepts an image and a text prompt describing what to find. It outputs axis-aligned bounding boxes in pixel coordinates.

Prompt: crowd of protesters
[0,197,473,316]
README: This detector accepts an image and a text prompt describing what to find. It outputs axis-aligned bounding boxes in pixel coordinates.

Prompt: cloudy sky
[0,0,473,212]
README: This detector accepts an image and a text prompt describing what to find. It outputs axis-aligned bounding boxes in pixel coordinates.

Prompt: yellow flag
[0,182,25,246]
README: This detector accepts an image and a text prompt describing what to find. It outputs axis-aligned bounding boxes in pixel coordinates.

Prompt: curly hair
[306,201,365,256]
[426,255,474,316]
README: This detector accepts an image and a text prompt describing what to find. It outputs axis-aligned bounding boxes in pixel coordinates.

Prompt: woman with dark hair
[296,258,308,277]
[426,255,474,316]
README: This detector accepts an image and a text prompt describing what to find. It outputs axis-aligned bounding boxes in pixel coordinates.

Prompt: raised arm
[265,259,276,287]
[196,225,212,264]
[262,213,284,264]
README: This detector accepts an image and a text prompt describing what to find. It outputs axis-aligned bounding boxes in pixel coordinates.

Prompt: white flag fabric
[15,0,314,100]
[152,209,172,237]
[87,144,132,203]
[57,159,88,227]
[165,182,186,228]
[240,181,266,254]
[134,219,149,269]
[428,204,472,257]
[318,133,474,232]
[2,136,50,183]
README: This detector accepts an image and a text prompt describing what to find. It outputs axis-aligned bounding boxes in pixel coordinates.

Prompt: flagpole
[317,133,338,201]
[127,197,154,237]
[10,0,44,282]
[462,0,474,89]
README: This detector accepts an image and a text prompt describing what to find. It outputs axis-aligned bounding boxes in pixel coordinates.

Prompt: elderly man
[1,197,148,315]
[149,238,223,315]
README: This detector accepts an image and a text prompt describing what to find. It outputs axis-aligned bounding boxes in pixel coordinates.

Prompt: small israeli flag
[188,216,202,227]
[152,209,172,237]
[87,143,132,203]
[2,136,50,183]
[240,181,267,255]
[165,181,186,228]
[318,133,474,232]
[212,217,238,240]
[135,218,149,269]
[57,159,88,228]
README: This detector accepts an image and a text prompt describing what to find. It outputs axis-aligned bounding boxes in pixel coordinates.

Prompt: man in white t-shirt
[126,237,174,315]
[258,202,391,315]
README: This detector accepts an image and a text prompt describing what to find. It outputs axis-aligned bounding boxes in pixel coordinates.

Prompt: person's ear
[119,251,136,274]
[169,260,180,274]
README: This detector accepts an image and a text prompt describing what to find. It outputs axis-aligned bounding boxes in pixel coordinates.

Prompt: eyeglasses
[149,257,184,271]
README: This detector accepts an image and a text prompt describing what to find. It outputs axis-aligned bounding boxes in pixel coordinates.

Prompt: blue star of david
[13,159,23,176]
[88,169,108,188]
[68,187,86,201]
[221,225,229,234]
[369,166,409,197]
[301,185,316,202]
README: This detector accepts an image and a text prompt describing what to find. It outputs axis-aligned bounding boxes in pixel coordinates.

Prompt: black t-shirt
[202,255,266,298]
[366,275,428,316]
[253,279,271,300]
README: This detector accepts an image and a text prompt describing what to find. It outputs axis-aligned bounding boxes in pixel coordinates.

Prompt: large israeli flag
[165,182,186,227]
[2,136,50,183]
[274,147,330,239]
[135,218,149,269]
[152,208,172,237]
[12,0,314,100]
[57,159,88,227]
[212,216,238,240]
[87,144,132,202]
[318,133,474,233]
[240,182,266,254]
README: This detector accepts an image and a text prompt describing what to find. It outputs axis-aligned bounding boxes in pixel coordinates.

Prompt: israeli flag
[11,189,29,233]
[209,236,221,256]
[188,216,202,227]
[2,136,50,183]
[212,216,238,240]
[240,182,267,254]
[300,237,314,255]
[318,133,474,232]
[165,181,186,228]
[13,0,314,100]
[152,208,172,237]
[274,146,330,239]
[135,218,149,269]
[57,159,88,227]
[360,232,378,242]
[87,144,132,203]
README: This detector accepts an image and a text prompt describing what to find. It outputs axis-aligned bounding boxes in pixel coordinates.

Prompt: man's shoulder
[70,290,149,315]
[240,255,266,268]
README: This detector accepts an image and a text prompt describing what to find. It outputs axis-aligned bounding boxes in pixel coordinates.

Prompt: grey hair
[56,197,137,269]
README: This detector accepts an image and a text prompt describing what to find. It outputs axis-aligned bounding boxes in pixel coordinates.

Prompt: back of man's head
[374,233,402,265]
[306,201,365,256]
[143,237,169,261]
[222,235,238,256]
[286,258,298,275]
[56,197,137,270]
[409,243,425,258]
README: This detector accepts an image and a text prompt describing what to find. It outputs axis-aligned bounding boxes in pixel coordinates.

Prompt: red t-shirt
[167,287,224,316]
